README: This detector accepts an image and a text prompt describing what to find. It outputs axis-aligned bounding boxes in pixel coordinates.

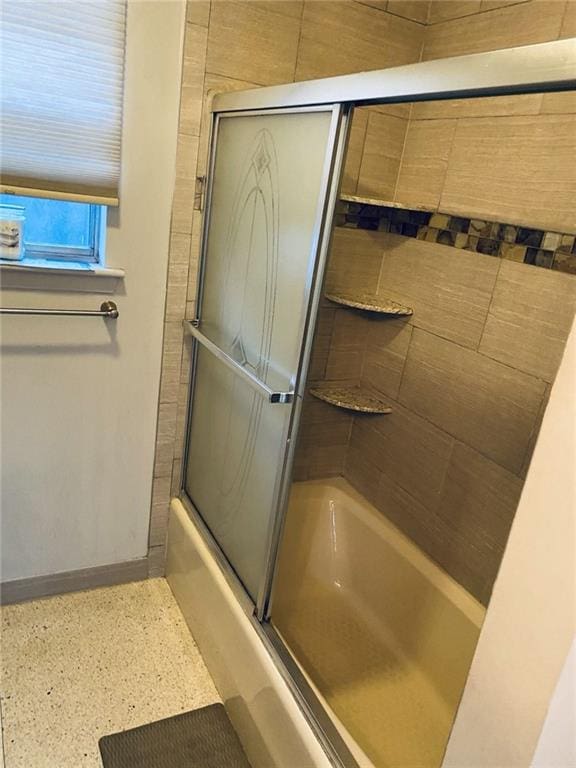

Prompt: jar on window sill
[0,204,25,260]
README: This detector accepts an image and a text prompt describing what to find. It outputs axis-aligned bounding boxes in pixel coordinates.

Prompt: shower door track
[179,38,576,768]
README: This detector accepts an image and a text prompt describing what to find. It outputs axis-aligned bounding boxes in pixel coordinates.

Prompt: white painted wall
[443,318,576,767]
[0,1,185,582]
[532,637,576,768]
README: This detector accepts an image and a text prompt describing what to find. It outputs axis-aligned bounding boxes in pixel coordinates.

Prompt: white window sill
[0,258,125,293]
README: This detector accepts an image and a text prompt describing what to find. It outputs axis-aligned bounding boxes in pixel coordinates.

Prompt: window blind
[0,0,126,205]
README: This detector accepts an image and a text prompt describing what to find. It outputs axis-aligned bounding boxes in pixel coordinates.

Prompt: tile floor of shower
[0,580,220,768]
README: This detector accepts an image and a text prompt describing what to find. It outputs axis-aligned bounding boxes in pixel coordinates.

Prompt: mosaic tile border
[335,200,576,275]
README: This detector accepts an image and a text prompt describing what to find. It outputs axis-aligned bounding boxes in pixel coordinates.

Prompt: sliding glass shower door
[183,106,345,606]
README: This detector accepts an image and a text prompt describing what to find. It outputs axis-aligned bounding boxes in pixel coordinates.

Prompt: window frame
[0,197,106,266]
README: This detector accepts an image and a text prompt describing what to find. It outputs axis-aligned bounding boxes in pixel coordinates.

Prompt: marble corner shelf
[325,290,413,316]
[310,385,392,414]
[340,193,430,212]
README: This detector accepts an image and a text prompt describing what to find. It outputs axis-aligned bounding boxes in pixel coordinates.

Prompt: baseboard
[0,557,149,606]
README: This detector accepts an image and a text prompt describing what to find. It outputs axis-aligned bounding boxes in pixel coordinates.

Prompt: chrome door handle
[183,321,294,404]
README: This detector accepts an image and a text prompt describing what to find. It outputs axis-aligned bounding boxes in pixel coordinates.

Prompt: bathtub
[165,497,333,768]
[272,477,486,768]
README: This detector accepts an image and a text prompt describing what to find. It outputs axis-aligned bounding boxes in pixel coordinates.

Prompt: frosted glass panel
[185,109,335,600]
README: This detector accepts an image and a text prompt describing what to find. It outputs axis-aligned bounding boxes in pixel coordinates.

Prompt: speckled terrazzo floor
[0,579,220,768]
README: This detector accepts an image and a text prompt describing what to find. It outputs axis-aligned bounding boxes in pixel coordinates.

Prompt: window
[0,194,105,265]
[0,0,125,273]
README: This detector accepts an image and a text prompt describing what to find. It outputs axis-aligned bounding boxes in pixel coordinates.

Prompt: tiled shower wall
[147,0,429,576]
[150,0,575,583]
[298,226,576,605]
[294,0,576,604]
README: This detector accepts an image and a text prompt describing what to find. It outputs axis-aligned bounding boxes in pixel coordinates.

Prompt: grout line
[436,117,458,212]
[476,256,502,352]
[291,2,306,84]
[354,109,370,196]
[426,0,531,26]
[394,348,530,480]
[396,323,414,396]
[391,114,410,203]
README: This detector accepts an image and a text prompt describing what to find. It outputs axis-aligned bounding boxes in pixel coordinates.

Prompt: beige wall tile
[342,109,368,196]
[171,456,183,497]
[394,118,456,209]
[325,308,368,380]
[206,1,301,85]
[159,322,185,404]
[308,307,336,381]
[423,1,565,60]
[399,328,547,474]
[436,442,523,603]
[295,395,353,479]
[307,444,349,478]
[296,395,353,480]
[519,382,550,479]
[427,0,481,24]
[540,90,576,114]
[440,114,576,233]
[297,395,354,449]
[180,24,209,137]
[173,385,190,460]
[165,234,191,322]
[171,176,195,236]
[187,210,203,302]
[295,0,423,81]
[344,438,383,505]
[480,0,529,9]
[175,133,198,180]
[350,399,454,508]
[147,544,167,577]
[183,23,209,86]
[149,476,172,547]
[375,469,465,579]
[373,465,499,605]
[373,102,412,119]
[171,135,199,234]
[560,0,576,37]
[479,261,576,382]
[187,0,211,27]
[180,85,205,139]
[357,112,408,200]
[326,227,383,294]
[387,0,430,23]
[154,402,178,478]
[355,0,389,10]
[252,1,305,19]
[410,94,543,120]
[361,317,413,399]
[376,233,499,349]
[181,337,193,384]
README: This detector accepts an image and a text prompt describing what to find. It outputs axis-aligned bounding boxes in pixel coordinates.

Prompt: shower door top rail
[212,38,576,113]
[183,320,294,404]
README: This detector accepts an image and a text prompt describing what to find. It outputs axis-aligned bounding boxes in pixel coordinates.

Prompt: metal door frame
[180,102,350,612]
[179,38,576,768]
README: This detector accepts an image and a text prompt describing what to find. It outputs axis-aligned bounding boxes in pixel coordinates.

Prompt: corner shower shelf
[325,290,413,316]
[310,385,392,414]
[340,193,430,212]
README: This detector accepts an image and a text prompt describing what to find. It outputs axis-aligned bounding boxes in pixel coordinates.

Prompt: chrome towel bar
[0,301,119,318]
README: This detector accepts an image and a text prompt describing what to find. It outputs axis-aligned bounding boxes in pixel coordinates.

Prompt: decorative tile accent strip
[336,200,576,276]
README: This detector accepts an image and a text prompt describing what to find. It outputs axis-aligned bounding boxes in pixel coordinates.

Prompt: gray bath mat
[99,703,252,768]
